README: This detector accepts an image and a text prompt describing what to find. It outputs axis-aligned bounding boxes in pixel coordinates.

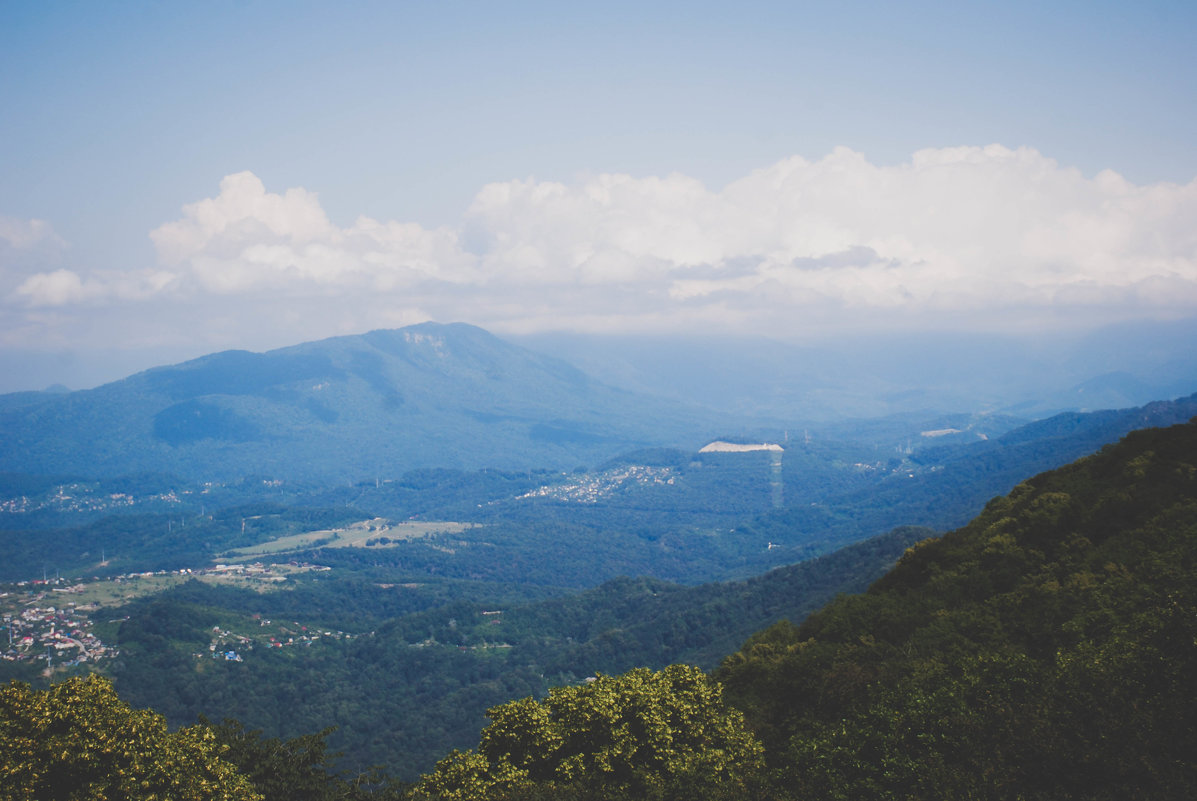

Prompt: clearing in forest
[223,518,475,560]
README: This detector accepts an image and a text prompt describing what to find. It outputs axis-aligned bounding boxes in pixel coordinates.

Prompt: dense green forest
[714,418,1197,799]
[100,526,924,779]
[403,418,1197,799]
[6,417,1194,798]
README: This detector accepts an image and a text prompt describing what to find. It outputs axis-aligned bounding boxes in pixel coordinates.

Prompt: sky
[2,0,1196,392]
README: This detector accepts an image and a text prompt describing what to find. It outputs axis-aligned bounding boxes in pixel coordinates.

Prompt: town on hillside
[0,561,334,676]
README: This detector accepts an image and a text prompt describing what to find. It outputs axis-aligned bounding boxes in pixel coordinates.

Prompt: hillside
[0,323,723,482]
[715,418,1197,799]
[5,417,1196,796]
[739,391,1197,560]
[406,417,1197,799]
[85,525,922,780]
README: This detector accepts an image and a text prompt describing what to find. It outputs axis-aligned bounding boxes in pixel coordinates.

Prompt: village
[0,482,188,516]
[1,597,117,671]
[202,616,360,664]
[0,560,334,675]
[514,464,677,504]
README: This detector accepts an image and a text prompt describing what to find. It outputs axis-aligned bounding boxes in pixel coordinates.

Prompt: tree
[205,718,405,801]
[412,665,763,800]
[0,674,259,801]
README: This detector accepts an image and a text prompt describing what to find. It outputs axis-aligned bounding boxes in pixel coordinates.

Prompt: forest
[4,416,1195,798]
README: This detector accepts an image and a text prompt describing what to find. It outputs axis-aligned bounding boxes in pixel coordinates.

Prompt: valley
[2,323,1196,794]
[7,3,1197,793]
[224,519,476,559]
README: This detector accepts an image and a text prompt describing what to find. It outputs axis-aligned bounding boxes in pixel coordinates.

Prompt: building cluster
[1,561,337,672]
[1,600,118,669]
[198,618,359,663]
[0,482,186,516]
[517,465,676,504]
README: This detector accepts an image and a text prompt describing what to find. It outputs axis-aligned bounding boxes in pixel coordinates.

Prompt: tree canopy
[412,664,763,800]
[0,674,259,801]
[716,420,1197,799]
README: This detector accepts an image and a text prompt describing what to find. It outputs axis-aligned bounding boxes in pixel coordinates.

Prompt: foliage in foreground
[0,674,259,800]
[206,718,406,801]
[412,665,763,801]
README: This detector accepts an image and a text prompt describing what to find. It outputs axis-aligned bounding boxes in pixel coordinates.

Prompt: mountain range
[3,320,1197,795]
[8,319,1197,487]
[515,316,1197,420]
[0,323,723,482]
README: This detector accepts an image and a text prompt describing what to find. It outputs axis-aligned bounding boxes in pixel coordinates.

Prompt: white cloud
[453,145,1197,333]
[14,269,89,306]
[0,216,66,252]
[12,147,1197,342]
[150,172,335,264]
[14,268,177,307]
[148,171,473,293]
[1,216,70,295]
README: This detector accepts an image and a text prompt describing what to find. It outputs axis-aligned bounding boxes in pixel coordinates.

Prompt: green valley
[5,411,1195,799]
[2,325,1196,797]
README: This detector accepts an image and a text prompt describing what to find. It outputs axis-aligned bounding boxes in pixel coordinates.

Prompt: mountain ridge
[0,323,724,482]
[711,416,1197,798]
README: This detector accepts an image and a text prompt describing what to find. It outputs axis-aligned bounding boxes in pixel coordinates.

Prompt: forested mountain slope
[102,526,925,780]
[715,418,1197,800]
[6,419,1197,799]
[414,418,1197,799]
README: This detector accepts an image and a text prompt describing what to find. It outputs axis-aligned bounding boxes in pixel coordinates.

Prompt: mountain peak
[0,323,717,481]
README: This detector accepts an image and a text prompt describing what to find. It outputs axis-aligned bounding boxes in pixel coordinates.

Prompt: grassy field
[32,564,324,610]
[223,518,474,560]
[0,566,332,618]
[69,574,189,607]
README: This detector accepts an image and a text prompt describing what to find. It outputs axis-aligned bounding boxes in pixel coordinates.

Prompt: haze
[2,1,1196,394]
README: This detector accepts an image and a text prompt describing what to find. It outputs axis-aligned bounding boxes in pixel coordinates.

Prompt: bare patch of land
[31,563,324,610]
[223,518,475,560]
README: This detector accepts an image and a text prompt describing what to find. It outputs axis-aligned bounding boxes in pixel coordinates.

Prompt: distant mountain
[514,316,1197,420]
[741,391,1197,561]
[1057,370,1166,412]
[0,323,723,482]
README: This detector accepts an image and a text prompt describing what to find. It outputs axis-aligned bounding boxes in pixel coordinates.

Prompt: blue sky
[2,1,1196,391]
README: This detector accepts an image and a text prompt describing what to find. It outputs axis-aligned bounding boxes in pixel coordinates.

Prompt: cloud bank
[9,146,1197,348]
